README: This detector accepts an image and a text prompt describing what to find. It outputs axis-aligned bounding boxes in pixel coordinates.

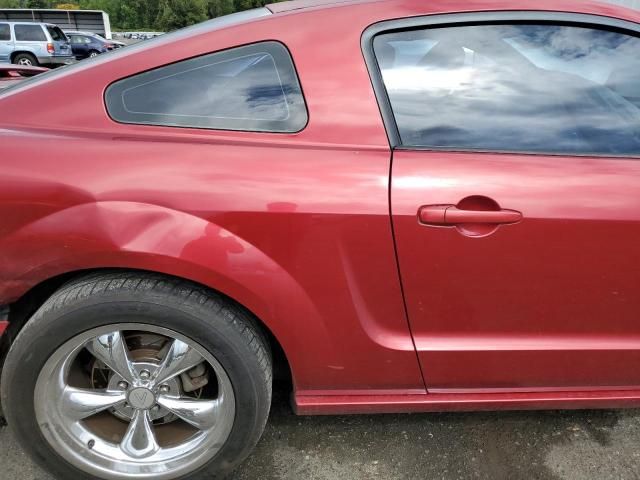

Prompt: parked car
[2,1,640,479]
[0,21,74,67]
[0,63,48,90]
[66,30,126,49]
[65,31,116,59]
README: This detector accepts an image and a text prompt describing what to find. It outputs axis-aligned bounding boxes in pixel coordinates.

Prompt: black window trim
[104,40,309,134]
[362,11,640,157]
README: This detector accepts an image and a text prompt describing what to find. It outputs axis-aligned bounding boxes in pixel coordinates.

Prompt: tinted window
[14,24,47,42]
[0,24,9,41]
[106,41,307,133]
[47,26,67,42]
[374,24,640,156]
[70,35,90,44]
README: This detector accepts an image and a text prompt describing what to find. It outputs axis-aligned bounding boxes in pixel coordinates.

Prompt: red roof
[267,0,370,13]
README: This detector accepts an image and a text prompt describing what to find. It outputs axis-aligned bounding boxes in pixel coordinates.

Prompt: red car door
[369,13,640,391]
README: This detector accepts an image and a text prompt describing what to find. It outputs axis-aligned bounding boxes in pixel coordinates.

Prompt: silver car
[0,22,75,67]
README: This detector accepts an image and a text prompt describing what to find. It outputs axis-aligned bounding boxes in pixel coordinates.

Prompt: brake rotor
[89,332,203,425]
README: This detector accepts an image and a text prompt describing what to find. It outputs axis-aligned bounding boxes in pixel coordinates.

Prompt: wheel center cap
[127,387,156,410]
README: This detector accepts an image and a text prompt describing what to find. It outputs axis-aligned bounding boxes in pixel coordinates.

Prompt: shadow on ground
[2,385,640,480]
[234,387,638,480]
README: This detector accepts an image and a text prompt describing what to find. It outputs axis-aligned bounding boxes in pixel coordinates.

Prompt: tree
[207,0,234,18]
[25,0,51,7]
[156,0,207,31]
[0,0,290,30]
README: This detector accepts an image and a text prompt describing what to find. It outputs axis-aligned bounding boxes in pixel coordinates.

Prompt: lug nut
[159,385,170,394]
[139,370,151,380]
[117,381,128,390]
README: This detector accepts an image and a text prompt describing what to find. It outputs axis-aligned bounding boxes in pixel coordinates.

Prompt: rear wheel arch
[0,268,292,393]
[10,51,38,65]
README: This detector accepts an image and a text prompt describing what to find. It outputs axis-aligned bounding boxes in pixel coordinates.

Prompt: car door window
[105,41,307,133]
[70,35,89,45]
[14,25,47,42]
[373,24,640,156]
[0,24,10,41]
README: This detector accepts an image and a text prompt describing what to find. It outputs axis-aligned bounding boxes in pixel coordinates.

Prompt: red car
[0,64,48,90]
[1,0,640,478]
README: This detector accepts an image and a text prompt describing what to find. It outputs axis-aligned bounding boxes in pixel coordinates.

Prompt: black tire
[0,271,272,480]
[12,52,39,67]
[88,50,100,58]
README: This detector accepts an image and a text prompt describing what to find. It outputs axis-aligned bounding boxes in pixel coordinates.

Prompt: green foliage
[207,0,235,18]
[25,0,50,7]
[156,0,207,31]
[0,0,288,30]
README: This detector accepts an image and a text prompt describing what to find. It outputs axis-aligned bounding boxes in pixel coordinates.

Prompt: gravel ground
[2,387,640,480]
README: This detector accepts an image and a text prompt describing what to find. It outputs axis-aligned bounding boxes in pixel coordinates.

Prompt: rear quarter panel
[0,6,426,395]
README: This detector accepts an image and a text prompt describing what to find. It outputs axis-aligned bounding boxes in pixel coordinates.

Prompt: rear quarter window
[0,24,10,41]
[14,25,47,42]
[47,26,67,42]
[105,41,308,133]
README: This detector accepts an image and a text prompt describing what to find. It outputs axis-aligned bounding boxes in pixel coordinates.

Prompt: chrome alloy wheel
[34,324,235,480]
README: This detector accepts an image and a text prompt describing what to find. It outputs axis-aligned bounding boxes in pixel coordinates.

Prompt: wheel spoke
[156,395,221,430]
[61,387,126,421]
[154,339,204,386]
[120,409,159,459]
[87,331,136,383]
